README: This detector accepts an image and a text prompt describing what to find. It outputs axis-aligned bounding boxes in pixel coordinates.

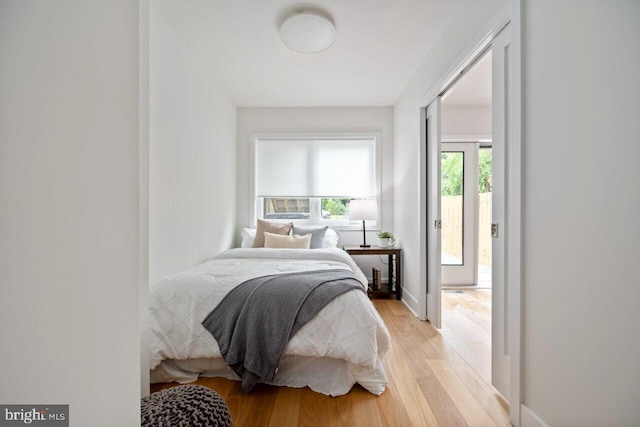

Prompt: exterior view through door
[440,143,492,287]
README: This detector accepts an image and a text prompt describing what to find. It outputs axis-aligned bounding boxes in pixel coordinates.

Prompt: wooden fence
[441,192,492,267]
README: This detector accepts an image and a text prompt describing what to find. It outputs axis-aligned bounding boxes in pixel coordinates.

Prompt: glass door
[441,142,478,286]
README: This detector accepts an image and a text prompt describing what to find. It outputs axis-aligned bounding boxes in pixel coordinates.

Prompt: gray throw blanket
[201,269,364,392]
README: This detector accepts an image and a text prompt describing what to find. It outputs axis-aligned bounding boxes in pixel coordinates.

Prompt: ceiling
[443,50,492,107]
[153,0,502,107]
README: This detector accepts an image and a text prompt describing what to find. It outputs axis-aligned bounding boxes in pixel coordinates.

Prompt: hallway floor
[441,289,492,382]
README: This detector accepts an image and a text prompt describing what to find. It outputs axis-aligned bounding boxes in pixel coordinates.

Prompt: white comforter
[149,248,391,393]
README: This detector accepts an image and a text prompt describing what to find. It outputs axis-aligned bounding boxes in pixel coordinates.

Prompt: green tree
[321,198,350,216]
[478,149,492,193]
[441,152,463,196]
[441,150,492,195]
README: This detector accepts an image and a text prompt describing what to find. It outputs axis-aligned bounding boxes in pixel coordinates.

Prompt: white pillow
[241,227,340,248]
[263,232,311,249]
[240,228,257,248]
[323,228,340,248]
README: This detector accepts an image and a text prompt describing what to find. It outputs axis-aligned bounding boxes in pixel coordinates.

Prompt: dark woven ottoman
[141,385,232,427]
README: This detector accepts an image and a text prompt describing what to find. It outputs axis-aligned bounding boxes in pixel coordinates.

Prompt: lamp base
[359,220,371,248]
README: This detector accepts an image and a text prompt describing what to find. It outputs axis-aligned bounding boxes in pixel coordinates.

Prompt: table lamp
[349,199,378,247]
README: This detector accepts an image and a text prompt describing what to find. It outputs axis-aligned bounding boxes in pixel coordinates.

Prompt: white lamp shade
[349,199,378,221]
[280,12,335,54]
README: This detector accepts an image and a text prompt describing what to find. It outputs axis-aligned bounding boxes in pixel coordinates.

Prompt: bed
[149,245,392,397]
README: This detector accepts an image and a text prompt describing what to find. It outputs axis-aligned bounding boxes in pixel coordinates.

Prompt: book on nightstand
[372,267,382,290]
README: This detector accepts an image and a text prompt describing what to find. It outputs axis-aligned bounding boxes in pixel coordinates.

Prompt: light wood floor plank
[227,383,278,426]
[449,307,492,343]
[298,388,351,427]
[469,288,492,303]
[439,328,492,382]
[375,379,414,427]
[443,309,489,344]
[349,386,385,427]
[456,304,492,335]
[268,386,300,427]
[440,291,512,427]
[150,298,509,426]
[382,331,441,426]
[427,359,498,427]
[403,348,470,426]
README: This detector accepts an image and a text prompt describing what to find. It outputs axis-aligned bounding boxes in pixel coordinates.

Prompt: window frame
[250,132,382,230]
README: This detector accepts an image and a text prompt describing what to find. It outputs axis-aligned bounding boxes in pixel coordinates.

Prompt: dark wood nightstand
[343,246,402,300]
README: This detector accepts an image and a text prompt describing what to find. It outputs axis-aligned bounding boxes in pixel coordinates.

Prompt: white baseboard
[402,288,418,305]
[521,404,549,427]
[400,289,427,320]
[401,298,420,319]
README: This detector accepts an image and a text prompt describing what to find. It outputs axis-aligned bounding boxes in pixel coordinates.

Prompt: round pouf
[141,385,232,427]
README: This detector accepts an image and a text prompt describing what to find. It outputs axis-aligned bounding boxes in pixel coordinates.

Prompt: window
[252,134,380,227]
[264,198,310,220]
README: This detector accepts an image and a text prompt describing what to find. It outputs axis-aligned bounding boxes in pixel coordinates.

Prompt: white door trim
[508,1,523,425]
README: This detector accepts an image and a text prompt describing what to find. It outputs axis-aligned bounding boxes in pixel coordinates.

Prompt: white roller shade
[255,136,377,198]
[255,139,314,197]
[316,139,376,198]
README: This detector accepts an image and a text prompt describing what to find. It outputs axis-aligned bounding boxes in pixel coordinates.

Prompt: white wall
[522,1,640,425]
[149,5,237,283]
[441,105,492,139]
[393,1,505,314]
[0,1,141,425]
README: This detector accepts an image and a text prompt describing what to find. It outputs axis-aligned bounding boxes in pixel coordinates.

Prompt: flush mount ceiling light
[279,11,335,54]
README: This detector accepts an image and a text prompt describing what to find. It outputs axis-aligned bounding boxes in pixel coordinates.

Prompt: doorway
[424,22,515,404]
[439,49,493,383]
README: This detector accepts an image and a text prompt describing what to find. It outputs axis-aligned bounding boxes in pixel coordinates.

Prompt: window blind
[255,137,376,198]
[255,139,314,197]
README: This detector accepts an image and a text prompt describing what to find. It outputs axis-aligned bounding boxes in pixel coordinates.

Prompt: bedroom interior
[1,1,639,426]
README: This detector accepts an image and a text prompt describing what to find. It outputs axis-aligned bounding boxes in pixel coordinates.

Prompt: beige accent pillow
[264,232,311,249]
[252,219,293,248]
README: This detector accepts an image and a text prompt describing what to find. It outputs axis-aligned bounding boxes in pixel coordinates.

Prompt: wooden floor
[441,289,493,383]
[151,296,509,426]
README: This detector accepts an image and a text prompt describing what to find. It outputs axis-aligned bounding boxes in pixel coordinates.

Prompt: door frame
[418,2,523,425]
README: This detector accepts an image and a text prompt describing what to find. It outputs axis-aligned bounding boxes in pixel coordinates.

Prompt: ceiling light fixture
[279,11,335,54]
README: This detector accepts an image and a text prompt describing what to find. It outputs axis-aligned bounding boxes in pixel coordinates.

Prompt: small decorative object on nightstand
[343,245,402,300]
[377,231,395,248]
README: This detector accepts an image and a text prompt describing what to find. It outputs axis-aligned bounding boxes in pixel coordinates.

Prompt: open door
[425,98,442,328]
[491,23,511,400]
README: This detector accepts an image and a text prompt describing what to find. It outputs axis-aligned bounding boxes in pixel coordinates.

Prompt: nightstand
[343,246,402,300]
